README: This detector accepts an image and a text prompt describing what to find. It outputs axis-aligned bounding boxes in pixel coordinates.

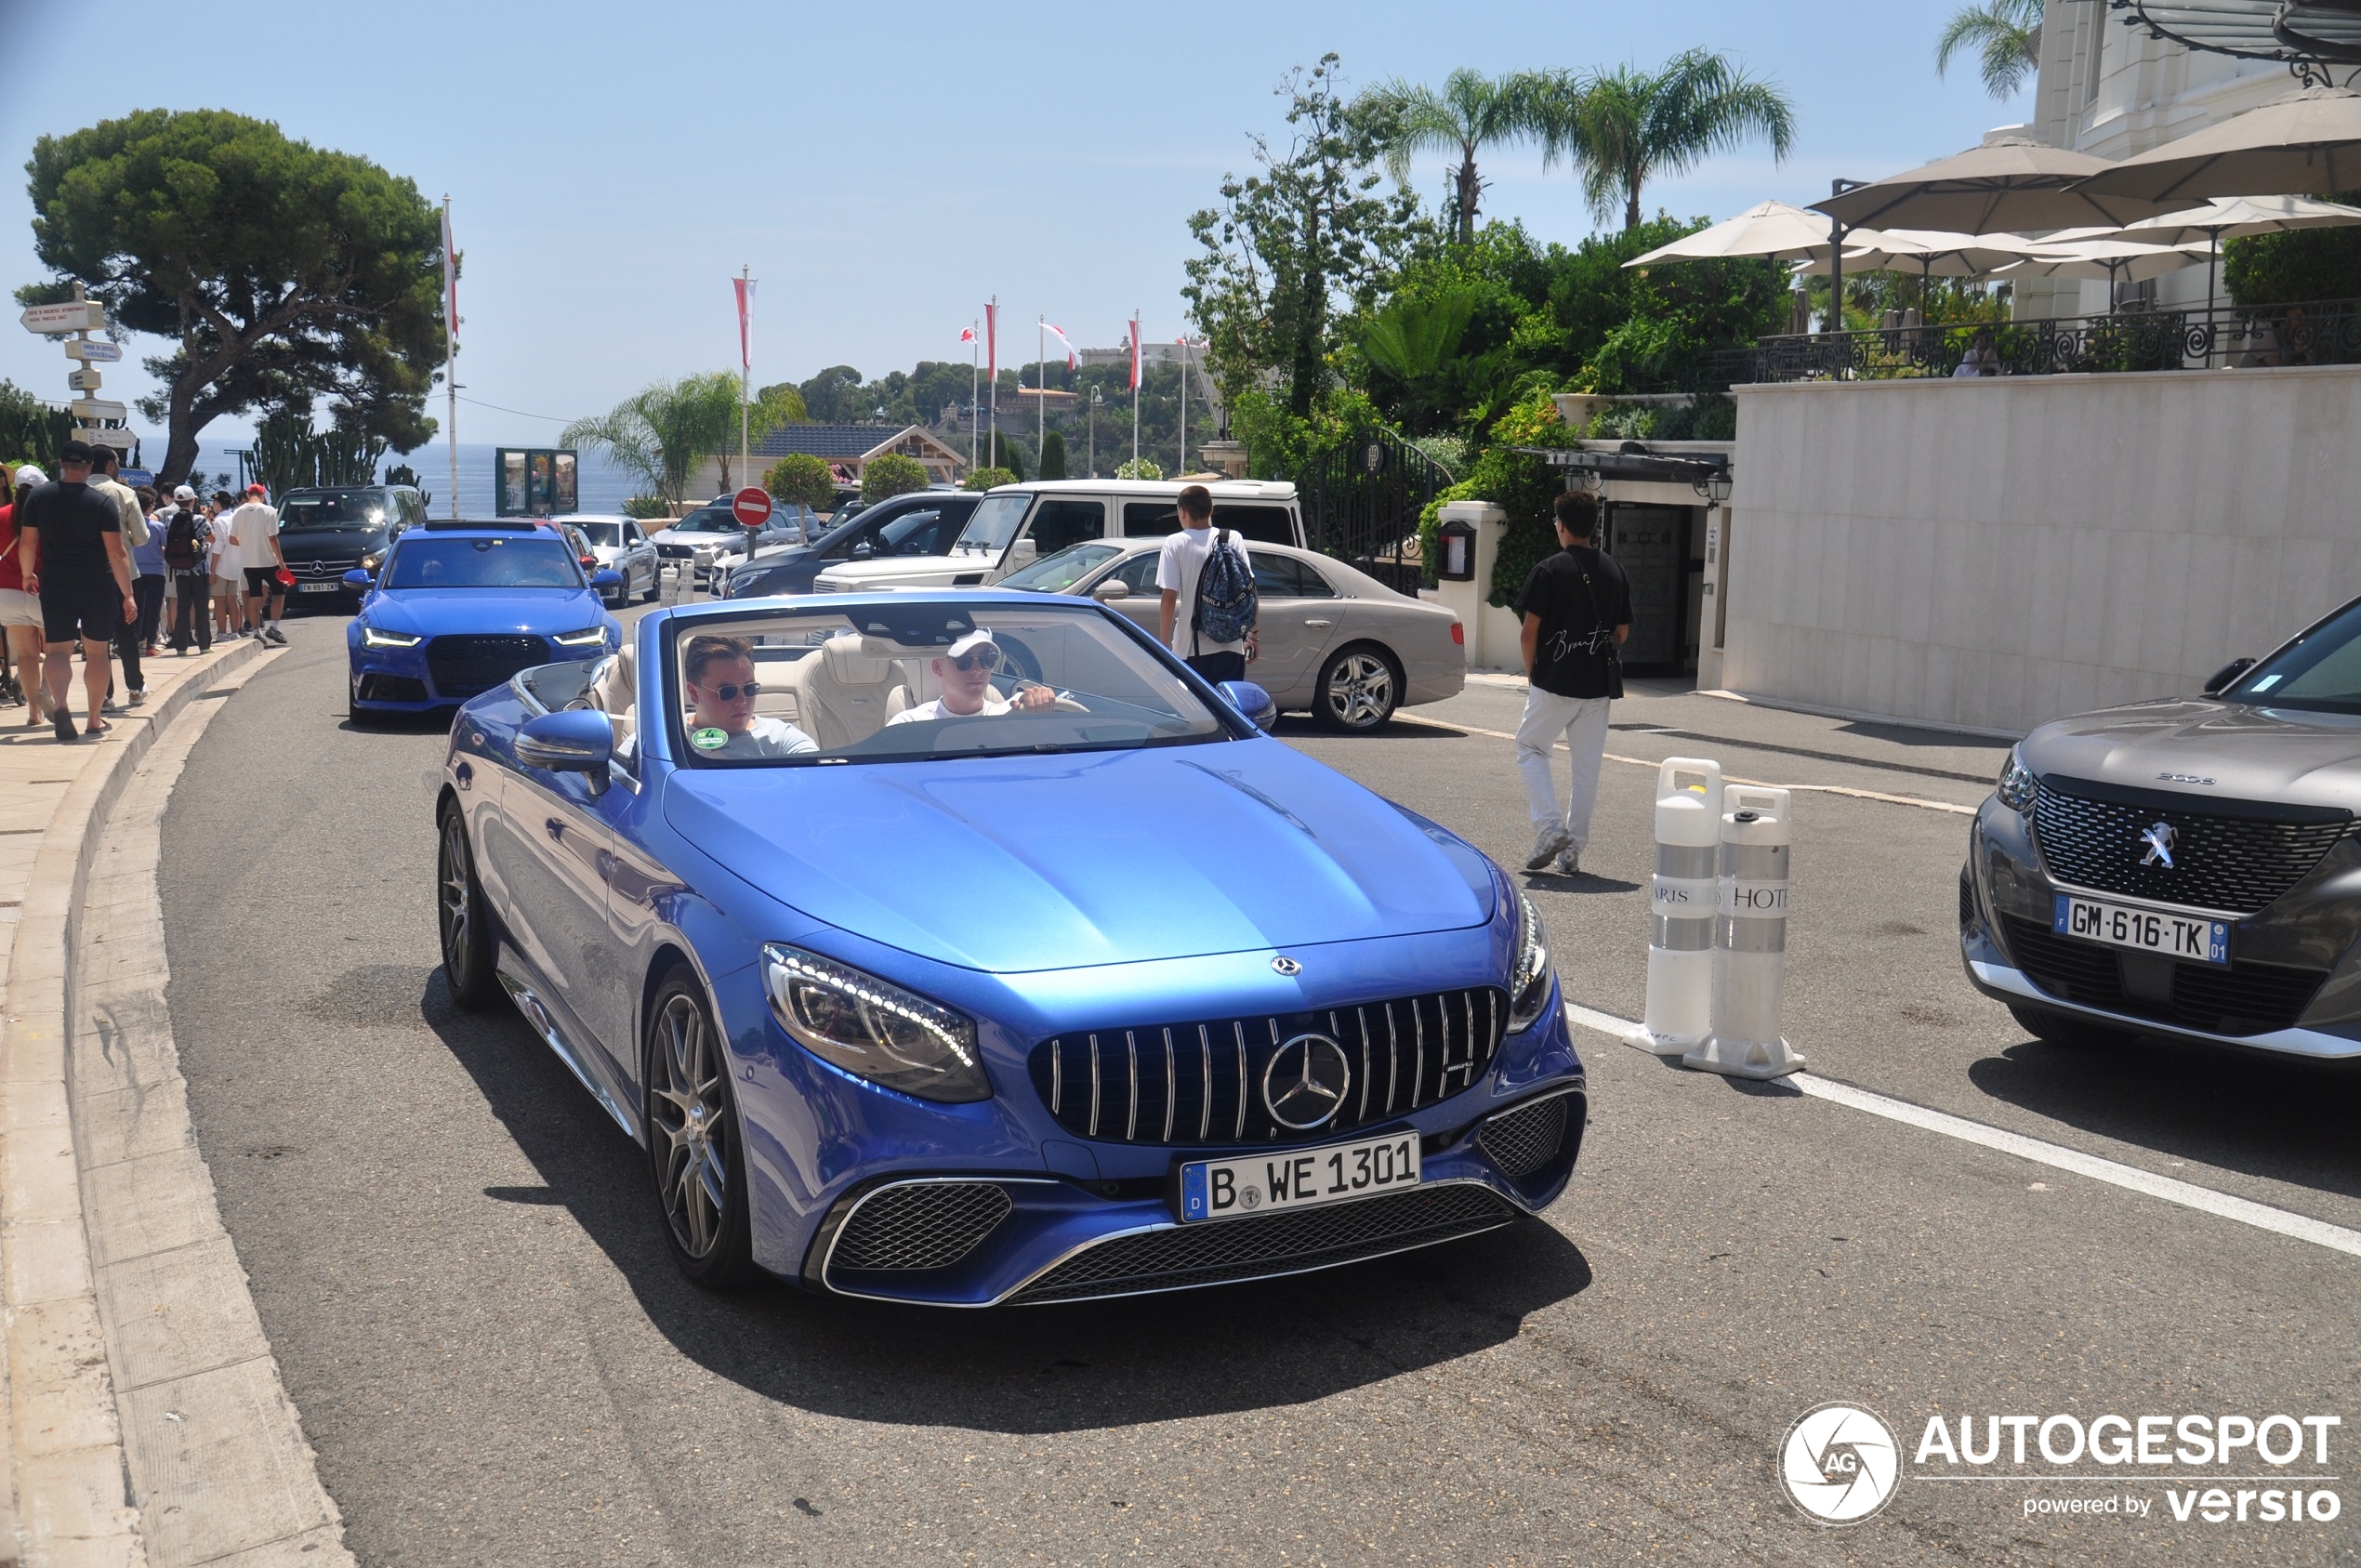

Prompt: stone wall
[1722,364,2361,734]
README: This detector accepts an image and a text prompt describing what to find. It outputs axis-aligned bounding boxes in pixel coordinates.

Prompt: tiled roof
[749,423,909,459]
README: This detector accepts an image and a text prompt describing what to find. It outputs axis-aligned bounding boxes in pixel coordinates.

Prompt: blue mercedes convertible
[435,591,1585,1304]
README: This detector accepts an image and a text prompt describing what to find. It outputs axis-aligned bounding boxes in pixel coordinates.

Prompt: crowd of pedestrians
[0,441,289,742]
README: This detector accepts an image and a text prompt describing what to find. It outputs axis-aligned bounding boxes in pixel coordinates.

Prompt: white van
[811,479,1305,593]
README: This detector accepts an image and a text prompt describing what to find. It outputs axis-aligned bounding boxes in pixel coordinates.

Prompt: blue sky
[0,0,2030,448]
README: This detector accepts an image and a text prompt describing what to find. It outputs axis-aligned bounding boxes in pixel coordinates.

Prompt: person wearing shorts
[0,466,46,725]
[230,484,286,644]
[208,493,244,636]
[18,441,136,742]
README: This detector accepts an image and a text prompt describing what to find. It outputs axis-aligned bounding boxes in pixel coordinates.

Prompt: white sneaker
[1554,847,1581,876]
[125,688,147,706]
[1525,824,1572,871]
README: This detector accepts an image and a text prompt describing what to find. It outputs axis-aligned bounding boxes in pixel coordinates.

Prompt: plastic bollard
[1641,758,1723,1055]
[1685,785,1807,1079]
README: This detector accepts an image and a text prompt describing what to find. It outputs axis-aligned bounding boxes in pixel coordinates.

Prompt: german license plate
[2053,893,2228,966]
[297,581,339,593]
[1178,1129,1420,1223]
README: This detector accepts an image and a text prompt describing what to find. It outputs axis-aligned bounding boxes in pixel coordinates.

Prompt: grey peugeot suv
[1962,595,2361,1061]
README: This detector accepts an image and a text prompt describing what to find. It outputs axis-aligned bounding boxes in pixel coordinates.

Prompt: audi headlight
[761,944,989,1102]
[361,626,421,649]
[551,626,608,648]
[1996,745,2038,814]
[1508,891,1553,1033]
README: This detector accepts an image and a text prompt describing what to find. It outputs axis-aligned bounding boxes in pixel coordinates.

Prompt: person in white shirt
[679,634,817,758]
[207,494,244,637]
[228,484,287,644]
[885,628,1054,726]
[1154,484,1258,682]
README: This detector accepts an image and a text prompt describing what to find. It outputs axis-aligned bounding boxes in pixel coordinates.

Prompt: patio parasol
[1996,238,2212,310]
[1811,138,2188,234]
[1622,200,1893,268]
[2109,192,2361,314]
[2069,86,2361,204]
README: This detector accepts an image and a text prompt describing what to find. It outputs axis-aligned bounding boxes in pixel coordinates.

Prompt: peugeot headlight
[551,626,608,648]
[1508,891,1553,1033]
[761,944,989,1102]
[1996,745,2038,814]
[361,625,421,649]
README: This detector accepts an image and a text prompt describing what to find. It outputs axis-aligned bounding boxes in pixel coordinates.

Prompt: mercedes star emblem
[2140,821,2176,869]
[1271,955,1302,976]
[1261,1034,1352,1130]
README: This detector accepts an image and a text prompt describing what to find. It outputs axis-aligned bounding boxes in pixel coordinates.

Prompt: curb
[3,639,265,1567]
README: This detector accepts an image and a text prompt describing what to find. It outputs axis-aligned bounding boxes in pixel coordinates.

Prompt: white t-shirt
[228,502,279,570]
[683,715,818,758]
[887,693,1015,726]
[1154,524,1251,657]
[203,513,235,577]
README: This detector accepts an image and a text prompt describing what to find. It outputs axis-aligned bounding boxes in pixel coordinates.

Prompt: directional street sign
[73,428,135,451]
[68,369,102,392]
[732,486,772,528]
[20,301,105,335]
[63,340,121,362]
[70,398,127,424]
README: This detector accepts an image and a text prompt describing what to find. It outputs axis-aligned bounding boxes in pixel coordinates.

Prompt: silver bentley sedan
[1962,594,2361,1060]
[995,539,1466,730]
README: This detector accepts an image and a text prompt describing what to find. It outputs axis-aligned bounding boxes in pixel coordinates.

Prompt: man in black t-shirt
[19,441,138,742]
[1512,491,1630,876]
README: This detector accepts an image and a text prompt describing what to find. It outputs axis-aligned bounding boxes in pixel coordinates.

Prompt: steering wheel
[1050,694,1088,714]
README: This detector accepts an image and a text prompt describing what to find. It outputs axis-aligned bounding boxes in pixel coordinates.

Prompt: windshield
[953,494,1031,558]
[664,602,1230,767]
[573,520,624,547]
[2228,600,2361,714]
[279,491,389,531]
[1000,542,1122,593]
[674,508,743,533]
[383,536,585,589]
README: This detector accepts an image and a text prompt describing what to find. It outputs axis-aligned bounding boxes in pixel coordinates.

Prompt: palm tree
[1539,50,1798,232]
[1356,69,1552,245]
[1936,0,2045,100]
[561,372,742,506]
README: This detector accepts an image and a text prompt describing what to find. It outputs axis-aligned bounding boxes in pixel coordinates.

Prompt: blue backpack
[1191,529,1258,649]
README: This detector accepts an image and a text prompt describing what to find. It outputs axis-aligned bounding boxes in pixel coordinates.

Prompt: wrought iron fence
[1294,430,1453,594]
[1735,297,2361,384]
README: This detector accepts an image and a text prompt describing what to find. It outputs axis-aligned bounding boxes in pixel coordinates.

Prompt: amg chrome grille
[2032,779,2353,915]
[2001,916,2328,1036]
[1011,1182,1518,1303]
[426,634,550,698]
[1477,1095,1571,1180]
[1028,988,1508,1146]
[829,1181,1012,1272]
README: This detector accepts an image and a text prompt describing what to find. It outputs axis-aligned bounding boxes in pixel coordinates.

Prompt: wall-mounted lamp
[1693,471,1734,505]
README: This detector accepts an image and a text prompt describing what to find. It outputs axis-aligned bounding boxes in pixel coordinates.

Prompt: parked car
[434,591,1582,1301]
[343,520,622,721]
[647,498,804,586]
[275,483,427,609]
[809,480,1306,595]
[722,490,983,600]
[551,513,661,606]
[995,537,1463,730]
[1963,594,2361,1061]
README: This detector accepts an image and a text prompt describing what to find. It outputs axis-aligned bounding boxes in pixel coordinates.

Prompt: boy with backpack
[165,486,214,654]
[1154,484,1259,684]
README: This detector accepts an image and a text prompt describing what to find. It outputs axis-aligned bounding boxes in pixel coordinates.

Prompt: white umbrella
[2070,86,2361,204]
[1813,138,2186,233]
[2112,193,2361,314]
[1834,228,2057,274]
[1998,238,2210,310]
[1622,200,1888,268]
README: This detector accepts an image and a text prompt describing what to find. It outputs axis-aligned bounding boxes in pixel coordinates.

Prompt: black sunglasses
[702,680,762,701]
[949,647,1002,673]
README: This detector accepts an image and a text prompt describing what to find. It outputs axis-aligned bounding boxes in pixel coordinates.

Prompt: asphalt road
[157,624,2358,1566]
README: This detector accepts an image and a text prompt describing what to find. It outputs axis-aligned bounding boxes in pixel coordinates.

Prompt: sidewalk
[0,639,265,1567]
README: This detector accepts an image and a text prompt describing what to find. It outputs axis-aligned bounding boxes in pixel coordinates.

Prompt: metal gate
[1294,431,1451,595]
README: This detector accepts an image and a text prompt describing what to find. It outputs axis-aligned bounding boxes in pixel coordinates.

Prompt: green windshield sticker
[692,726,730,751]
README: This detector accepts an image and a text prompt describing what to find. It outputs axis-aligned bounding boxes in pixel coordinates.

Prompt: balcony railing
[1726,297,2361,384]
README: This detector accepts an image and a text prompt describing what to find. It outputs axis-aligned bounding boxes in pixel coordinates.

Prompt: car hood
[2024,696,2361,812]
[663,741,1498,972]
[813,554,976,586]
[279,527,382,553]
[362,586,613,638]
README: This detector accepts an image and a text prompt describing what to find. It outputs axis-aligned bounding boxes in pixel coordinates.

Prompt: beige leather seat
[571,645,636,753]
[796,633,909,748]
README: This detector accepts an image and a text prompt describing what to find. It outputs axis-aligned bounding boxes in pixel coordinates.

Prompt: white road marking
[1561,1001,2361,1259]
[1390,713,1976,815]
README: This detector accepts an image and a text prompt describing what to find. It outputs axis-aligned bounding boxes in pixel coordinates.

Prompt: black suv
[724,490,979,599]
[277,484,426,609]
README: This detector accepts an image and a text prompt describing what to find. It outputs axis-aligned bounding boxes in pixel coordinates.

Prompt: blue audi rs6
[346,520,623,721]
[435,591,1585,1303]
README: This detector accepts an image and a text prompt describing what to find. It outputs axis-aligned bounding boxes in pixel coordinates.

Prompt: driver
[886,628,1055,725]
[681,634,818,758]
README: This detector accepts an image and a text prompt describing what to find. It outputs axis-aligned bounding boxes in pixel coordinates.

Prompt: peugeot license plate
[2053,893,2229,966]
[297,581,339,593]
[1178,1130,1419,1223]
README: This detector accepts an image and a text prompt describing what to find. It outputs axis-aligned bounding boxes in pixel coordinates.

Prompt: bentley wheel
[436,805,501,1010]
[645,971,755,1288]
[1314,644,1400,731]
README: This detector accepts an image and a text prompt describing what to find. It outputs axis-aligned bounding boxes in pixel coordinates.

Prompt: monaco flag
[959,325,976,343]
[985,302,998,380]
[1128,317,1141,390]
[732,277,756,371]
[1042,322,1078,370]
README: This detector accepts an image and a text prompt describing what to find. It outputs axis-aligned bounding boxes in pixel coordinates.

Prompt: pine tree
[1038,429,1067,480]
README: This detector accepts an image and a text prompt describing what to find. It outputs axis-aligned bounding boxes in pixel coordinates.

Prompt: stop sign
[732,486,772,528]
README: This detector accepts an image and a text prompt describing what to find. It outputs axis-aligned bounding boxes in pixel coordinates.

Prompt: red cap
[245,483,267,495]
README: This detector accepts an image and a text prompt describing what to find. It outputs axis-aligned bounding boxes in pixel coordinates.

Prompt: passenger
[681,633,817,758]
[885,628,1054,725]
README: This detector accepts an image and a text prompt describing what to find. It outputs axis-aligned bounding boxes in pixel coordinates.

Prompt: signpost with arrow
[20,283,138,458]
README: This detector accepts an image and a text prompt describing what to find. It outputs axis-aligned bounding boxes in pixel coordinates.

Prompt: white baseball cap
[13,465,44,486]
[943,628,996,660]
[173,484,196,501]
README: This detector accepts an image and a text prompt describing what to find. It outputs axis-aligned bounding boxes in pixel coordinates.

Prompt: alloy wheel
[650,992,731,1259]
[1323,650,1397,730]
[438,813,471,968]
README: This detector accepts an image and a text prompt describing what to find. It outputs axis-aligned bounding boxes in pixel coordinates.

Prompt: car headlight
[761,943,989,1102]
[361,551,381,570]
[1508,891,1553,1033]
[361,626,421,649]
[1996,745,2038,814]
[551,627,608,648]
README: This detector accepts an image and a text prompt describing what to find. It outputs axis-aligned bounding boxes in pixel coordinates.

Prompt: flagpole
[1130,312,1141,472]
[1036,317,1045,459]
[987,296,997,472]
[738,265,751,488]
[969,322,979,472]
[1177,337,1187,478]
[442,194,458,519]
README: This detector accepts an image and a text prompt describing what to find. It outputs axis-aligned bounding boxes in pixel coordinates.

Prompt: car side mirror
[2203,656,2256,696]
[342,568,374,590]
[1217,679,1277,733]
[1091,580,1129,601]
[1010,538,1038,563]
[851,541,874,560]
[591,569,624,591]
[517,709,614,789]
